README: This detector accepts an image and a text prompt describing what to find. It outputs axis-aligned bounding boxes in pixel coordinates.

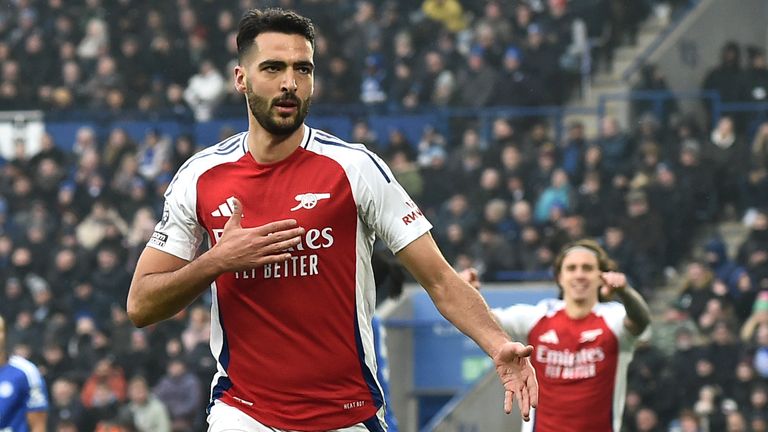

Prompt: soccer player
[464,239,651,432]
[0,315,48,432]
[127,8,537,432]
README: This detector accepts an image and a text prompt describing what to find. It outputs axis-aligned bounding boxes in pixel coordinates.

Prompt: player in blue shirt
[0,315,48,432]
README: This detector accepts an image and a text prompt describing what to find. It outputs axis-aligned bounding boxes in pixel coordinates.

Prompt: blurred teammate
[127,8,537,432]
[0,315,48,432]
[465,239,651,432]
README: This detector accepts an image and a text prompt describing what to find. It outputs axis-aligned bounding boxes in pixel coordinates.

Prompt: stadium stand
[0,0,767,431]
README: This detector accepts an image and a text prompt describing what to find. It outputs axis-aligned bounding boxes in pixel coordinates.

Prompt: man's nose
[281,72,297,93]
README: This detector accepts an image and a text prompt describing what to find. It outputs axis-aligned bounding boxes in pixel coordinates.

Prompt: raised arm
[127,198,304,327]
[396,233,538,418]
[600,272,652,336]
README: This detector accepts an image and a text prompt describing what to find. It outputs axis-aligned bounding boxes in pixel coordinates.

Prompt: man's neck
[565,299,596,320]
[247,123,305,164]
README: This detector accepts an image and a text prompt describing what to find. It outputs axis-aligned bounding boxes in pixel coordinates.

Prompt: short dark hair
[236,8,315,62]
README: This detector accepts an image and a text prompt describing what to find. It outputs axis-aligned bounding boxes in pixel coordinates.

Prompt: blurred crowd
[0,0,767,431]
[0,0,668,117]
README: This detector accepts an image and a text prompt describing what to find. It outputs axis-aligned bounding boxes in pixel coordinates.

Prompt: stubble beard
[245,81,311,136]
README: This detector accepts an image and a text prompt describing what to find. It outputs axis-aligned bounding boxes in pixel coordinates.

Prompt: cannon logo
[290,193,331,211]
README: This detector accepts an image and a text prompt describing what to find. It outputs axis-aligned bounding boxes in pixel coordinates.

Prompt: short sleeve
[595,302,639,351]
[492,302,550,343]
[26,372,48,412]
[356,152,432,253]
[147,168,206,261]
[10,357,48,412]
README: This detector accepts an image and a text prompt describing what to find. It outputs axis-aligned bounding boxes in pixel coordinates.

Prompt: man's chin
[265,121,302,136]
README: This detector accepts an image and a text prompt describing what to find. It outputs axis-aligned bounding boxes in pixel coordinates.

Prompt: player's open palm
[213,197,305,271]
[494,341,538,421]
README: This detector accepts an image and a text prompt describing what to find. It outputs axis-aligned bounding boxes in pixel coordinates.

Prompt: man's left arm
[27,411,46,432]
[601,272,651,336]
[396,233,538,418]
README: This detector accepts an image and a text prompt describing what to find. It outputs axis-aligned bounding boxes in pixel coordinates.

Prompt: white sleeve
[595,302,639,351]
[10,357,48,411]
[491,303,548,343]
[356,152,432,253]
[147,167,206,261]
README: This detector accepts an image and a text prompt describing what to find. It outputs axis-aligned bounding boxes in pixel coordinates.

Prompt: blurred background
[0,0,767,431]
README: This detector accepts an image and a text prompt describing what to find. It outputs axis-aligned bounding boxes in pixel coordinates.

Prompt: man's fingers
[529,374,539,408]
[253,219,300,235]
[518,382,530,420]
[224,197,244,229]
[501,343,533,360]
[504,389,513,414]
[258,252,294,265]
[265,236,303,253]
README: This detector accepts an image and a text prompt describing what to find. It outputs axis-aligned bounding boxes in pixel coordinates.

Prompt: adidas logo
[538,329,560,345]
[290,193,331,211]
[578,329,603,343]
[211,196,240,217]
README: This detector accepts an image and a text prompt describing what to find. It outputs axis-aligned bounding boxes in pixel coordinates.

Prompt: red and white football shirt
[147,126,431,430]
[494,299,638,432]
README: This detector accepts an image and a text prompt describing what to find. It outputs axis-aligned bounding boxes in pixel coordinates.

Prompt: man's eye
[298,66,312,74]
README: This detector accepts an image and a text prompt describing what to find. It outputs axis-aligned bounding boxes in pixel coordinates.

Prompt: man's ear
[234,66,247,94]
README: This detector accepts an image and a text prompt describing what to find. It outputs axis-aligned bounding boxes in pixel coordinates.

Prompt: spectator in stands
[407,50,454,107]
[475,1,513,46]
[574,171,608,236]
[703,237,746,294]
[323,55,359,104]
[534,167,572,224]
[491,46,542,107]
[91,245,131,305]
[736,209,768,283]
[75,200,129,251]
[677,260,717,326]
[121,375,171,432]
[519,225,555,272]
[743,46,768,102]
[454,46,498,107]
[421,0,468,33]
[153,358,202,432]
[183,59,225,122]
[523,23,562,104]
[702,41,744,104]
[468,224,516,280]
[389,150,423,200]
[48,377,85,432]
[632,64,678,121]
[135,128,171,181]
[745,122,768,212]
[436,193,479,241]
[634,406,664,432]
[510,3,536,44]
[595,116,633,178]
[703,116,749,217]
[448,127,485,187]
[81,356,126,429]
[676,138,718,223]
[418,145,453,213]
[340,1,381,64]
[360,53,388,107]
[83,56,124,110]
[180,305,209,355]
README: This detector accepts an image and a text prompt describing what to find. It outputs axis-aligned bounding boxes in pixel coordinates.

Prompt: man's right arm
[127,248,223,327]
[127,197,304,327]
